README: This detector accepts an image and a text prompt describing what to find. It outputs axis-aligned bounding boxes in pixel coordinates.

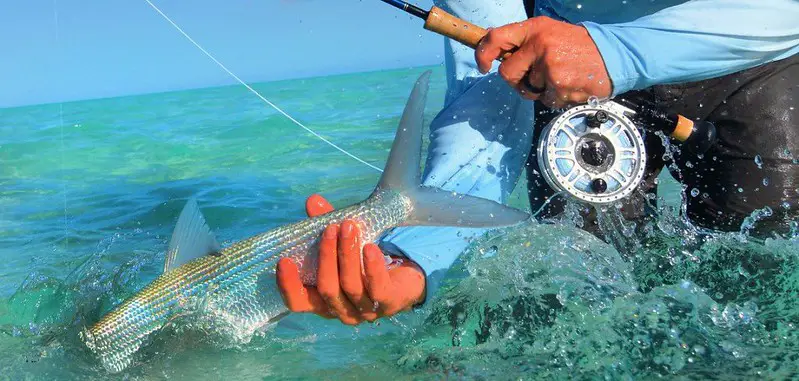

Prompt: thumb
[306,194,334,217]
[475,21,530,74]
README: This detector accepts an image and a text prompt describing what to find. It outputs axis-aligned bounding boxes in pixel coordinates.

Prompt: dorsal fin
[164,198,221,272]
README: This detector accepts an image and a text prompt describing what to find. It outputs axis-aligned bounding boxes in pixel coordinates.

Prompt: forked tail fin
[376,70,530,228]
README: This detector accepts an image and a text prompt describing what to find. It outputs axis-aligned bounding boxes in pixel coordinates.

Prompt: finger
[337,221,377,321]
[567,90,591,106]
[306,194,334,217]
[385,261,427,315]
[276,258,334,318]
[520,65,547,100]
[541,87,566,110]
[497,44,538,93]
[475,22,529,74]
[362,243,394,313]
[543,89,590,109]
[316,224,362,325]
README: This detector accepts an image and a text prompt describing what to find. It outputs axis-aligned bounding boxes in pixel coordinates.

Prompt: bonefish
[80,71,530,373]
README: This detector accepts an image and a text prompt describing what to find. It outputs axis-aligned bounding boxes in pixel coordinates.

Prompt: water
[1,66,798,380]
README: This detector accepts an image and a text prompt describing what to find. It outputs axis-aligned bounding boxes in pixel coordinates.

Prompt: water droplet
[576,3,582,9]
[587,95,599,107]
[781,201,791,209]
[762,177,770,186]
[754,155,763,169]
[738,187,744,193]
[690,188,700,197]
[693,345,706,355]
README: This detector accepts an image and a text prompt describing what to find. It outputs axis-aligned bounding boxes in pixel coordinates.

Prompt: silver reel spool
[537,101,647,204]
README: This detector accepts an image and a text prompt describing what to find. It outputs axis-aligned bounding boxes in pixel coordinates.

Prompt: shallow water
[1,66,797,380]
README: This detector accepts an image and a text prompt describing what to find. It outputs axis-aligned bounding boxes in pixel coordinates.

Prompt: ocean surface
[1,66,797,380]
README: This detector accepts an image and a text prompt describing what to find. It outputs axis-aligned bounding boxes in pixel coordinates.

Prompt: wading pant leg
[653,54,799,237]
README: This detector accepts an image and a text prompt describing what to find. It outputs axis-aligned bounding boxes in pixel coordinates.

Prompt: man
[276,0,799,325]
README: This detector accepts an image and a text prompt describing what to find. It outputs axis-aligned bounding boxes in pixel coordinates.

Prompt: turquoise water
[1,66,797,380]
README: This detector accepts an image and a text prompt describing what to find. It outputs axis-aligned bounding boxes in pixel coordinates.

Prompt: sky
[0,0,442,108]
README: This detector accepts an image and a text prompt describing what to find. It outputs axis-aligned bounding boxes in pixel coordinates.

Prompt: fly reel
[537,101,647,204]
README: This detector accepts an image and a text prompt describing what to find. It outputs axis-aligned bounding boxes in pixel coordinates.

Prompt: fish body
[80,71,530,373]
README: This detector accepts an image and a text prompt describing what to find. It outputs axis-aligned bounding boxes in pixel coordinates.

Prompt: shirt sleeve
[376,0,534,306]
[378,71,534,305]
[581,0,799,96]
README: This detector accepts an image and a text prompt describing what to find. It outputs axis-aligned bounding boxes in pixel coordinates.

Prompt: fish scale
[79,71,530,373]
[81,190,412,372]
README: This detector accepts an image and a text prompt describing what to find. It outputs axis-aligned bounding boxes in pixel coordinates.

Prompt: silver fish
[79,71,530,373]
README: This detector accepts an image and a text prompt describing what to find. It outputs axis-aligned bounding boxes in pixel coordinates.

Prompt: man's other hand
[275,194,426,325]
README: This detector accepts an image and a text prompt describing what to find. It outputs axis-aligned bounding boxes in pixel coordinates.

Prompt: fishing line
[143,0,382,172]
[54,0,69,247]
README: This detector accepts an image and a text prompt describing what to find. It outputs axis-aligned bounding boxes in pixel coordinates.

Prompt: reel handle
[616,98,718,155]
[423,6,514,60]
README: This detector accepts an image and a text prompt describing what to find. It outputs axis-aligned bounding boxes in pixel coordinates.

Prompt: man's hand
[475,16,612,109]
[275,194,426,326]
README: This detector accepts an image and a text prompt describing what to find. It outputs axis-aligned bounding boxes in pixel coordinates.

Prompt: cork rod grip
[423,6,487,48]
[423,6,515,61]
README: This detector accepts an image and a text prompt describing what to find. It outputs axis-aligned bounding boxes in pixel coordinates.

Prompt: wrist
[580,21,638,96]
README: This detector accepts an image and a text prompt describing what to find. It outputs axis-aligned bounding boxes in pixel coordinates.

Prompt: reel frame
[536,101,648,205]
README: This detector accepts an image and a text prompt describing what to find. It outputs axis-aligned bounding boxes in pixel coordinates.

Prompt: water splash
[397,218,799,380]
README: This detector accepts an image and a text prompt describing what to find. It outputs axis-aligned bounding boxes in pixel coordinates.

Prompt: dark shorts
[526,54,799,238]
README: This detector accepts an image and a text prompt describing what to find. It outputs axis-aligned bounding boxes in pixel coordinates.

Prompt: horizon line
[0,62,444,111]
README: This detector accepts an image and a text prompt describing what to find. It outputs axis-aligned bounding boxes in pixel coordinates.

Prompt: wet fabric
[530,0,799,96]
[528,54,799,237]
[379,0,799,303]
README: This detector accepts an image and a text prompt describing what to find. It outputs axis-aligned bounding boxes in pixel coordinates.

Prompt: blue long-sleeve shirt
[537,0,799,96]
[378,0,799,303]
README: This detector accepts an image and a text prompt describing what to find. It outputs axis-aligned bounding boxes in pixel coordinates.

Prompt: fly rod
[377,0,716,152]
[379,0,509,57]
[377,0,717,203]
